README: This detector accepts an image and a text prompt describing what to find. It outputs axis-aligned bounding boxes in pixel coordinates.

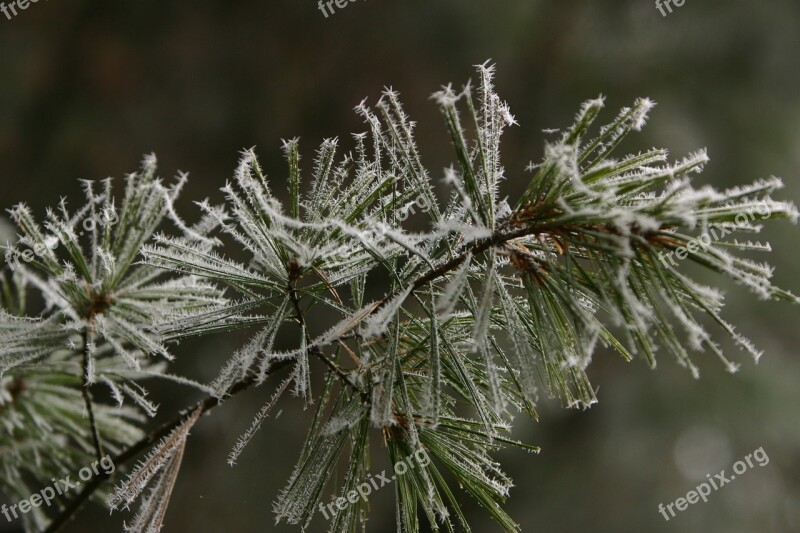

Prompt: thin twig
[81,327,104,462]
[43,360,294,533]
[313,346,369,402]
[288,268,370,401]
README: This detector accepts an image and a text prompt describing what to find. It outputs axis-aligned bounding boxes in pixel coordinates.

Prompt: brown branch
[400,221,546,296]
[44,220,548,531]
[81,327,104,463]
[43,359,294,533]
[288,265,369,402]
[313,346,369,402]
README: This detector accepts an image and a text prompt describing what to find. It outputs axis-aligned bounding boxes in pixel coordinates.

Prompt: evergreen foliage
[1,63,797,532]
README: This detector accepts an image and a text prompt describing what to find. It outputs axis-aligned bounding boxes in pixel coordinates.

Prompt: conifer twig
[81,327,105,463]
[9,63,797,533]
[43,359,293,533]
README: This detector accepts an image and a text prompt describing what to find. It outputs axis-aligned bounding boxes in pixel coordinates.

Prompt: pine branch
[5,63,798,532]
[81,326,105,462]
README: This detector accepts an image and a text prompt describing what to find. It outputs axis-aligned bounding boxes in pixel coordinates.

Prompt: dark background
[1,1,799,532]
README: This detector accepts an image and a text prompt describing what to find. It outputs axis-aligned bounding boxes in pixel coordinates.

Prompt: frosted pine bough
[0,163,224,531]
[1,63,797,532]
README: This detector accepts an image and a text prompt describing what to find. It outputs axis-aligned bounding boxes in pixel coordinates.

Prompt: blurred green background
[1,1,799,532]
